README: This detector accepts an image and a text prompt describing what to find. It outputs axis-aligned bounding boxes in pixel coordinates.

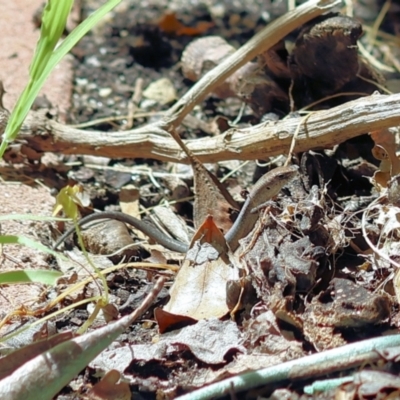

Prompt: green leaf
[0,235,66,260]
[0,270,62,285]
[54,185,90,219]
[0,214,69,222]
[29,0,74,80]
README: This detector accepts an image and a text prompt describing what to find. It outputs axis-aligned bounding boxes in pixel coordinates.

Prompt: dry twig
[14,92,400,163]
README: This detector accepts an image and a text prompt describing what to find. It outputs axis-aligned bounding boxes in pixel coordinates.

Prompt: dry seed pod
[181,36,289,116]
[181,36,237,99]
[292,15,362,86]
[257,40,291,80]
[181,36,235,81]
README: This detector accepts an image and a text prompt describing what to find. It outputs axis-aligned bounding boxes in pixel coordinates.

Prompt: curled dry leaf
[156,216,239,330]
[189,215,229,256]
[355,370,400,398]
[370,128,400,189]
[80,219,137,256]
[289,16,363,99]
[152,205,191,245]
[363,198,400,304]
[181,36,288,116]
[181,36,235,83]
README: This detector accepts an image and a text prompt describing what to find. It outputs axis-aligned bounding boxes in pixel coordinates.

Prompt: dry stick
[163,0,341,129]
[126,275,167,325]
[16,92,400,163]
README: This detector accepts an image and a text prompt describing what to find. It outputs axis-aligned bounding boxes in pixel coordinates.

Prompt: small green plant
[54,185,110,333]
[0,214,69,285]
[0,0,121,287]
[0,0,122,159]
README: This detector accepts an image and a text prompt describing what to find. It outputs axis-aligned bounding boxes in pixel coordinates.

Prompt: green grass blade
[29,0,74,80]
[0,0,73,156]
[50,0,122,67]
[0,235,66,260]
[0,214,70,222]
[0,270,62,285]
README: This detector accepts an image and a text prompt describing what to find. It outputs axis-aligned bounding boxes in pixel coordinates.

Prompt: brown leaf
[157,12,183,34]
[370,129,400,188]
[154,309,196,334]
[158,12,213,36]
[168,129,238,231]
[189,215,229,257]
[157,217,239,325]
[88,370,130,400]
[161,257,236,321]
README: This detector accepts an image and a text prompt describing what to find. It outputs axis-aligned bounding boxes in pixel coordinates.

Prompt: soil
[1,0,400,399]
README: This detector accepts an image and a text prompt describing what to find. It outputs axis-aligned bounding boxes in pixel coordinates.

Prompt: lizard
[53,165,299,253]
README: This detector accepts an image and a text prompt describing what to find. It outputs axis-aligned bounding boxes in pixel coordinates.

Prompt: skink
[53,165,298,253]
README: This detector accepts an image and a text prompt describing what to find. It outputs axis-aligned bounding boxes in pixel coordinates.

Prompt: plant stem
[176,334,400,400]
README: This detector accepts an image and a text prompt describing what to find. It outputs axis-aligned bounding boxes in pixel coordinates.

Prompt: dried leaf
[189,215,229,257]
[158,12,213,36]
[92,319,244,368]
[370,129,400,189]
[153,205,190,245]
[167,127,238,231]
[157,217,238,326]
[154,309,196,333]
[119,184,140,218]
[355,370,400,397]
[158,12,183,34]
